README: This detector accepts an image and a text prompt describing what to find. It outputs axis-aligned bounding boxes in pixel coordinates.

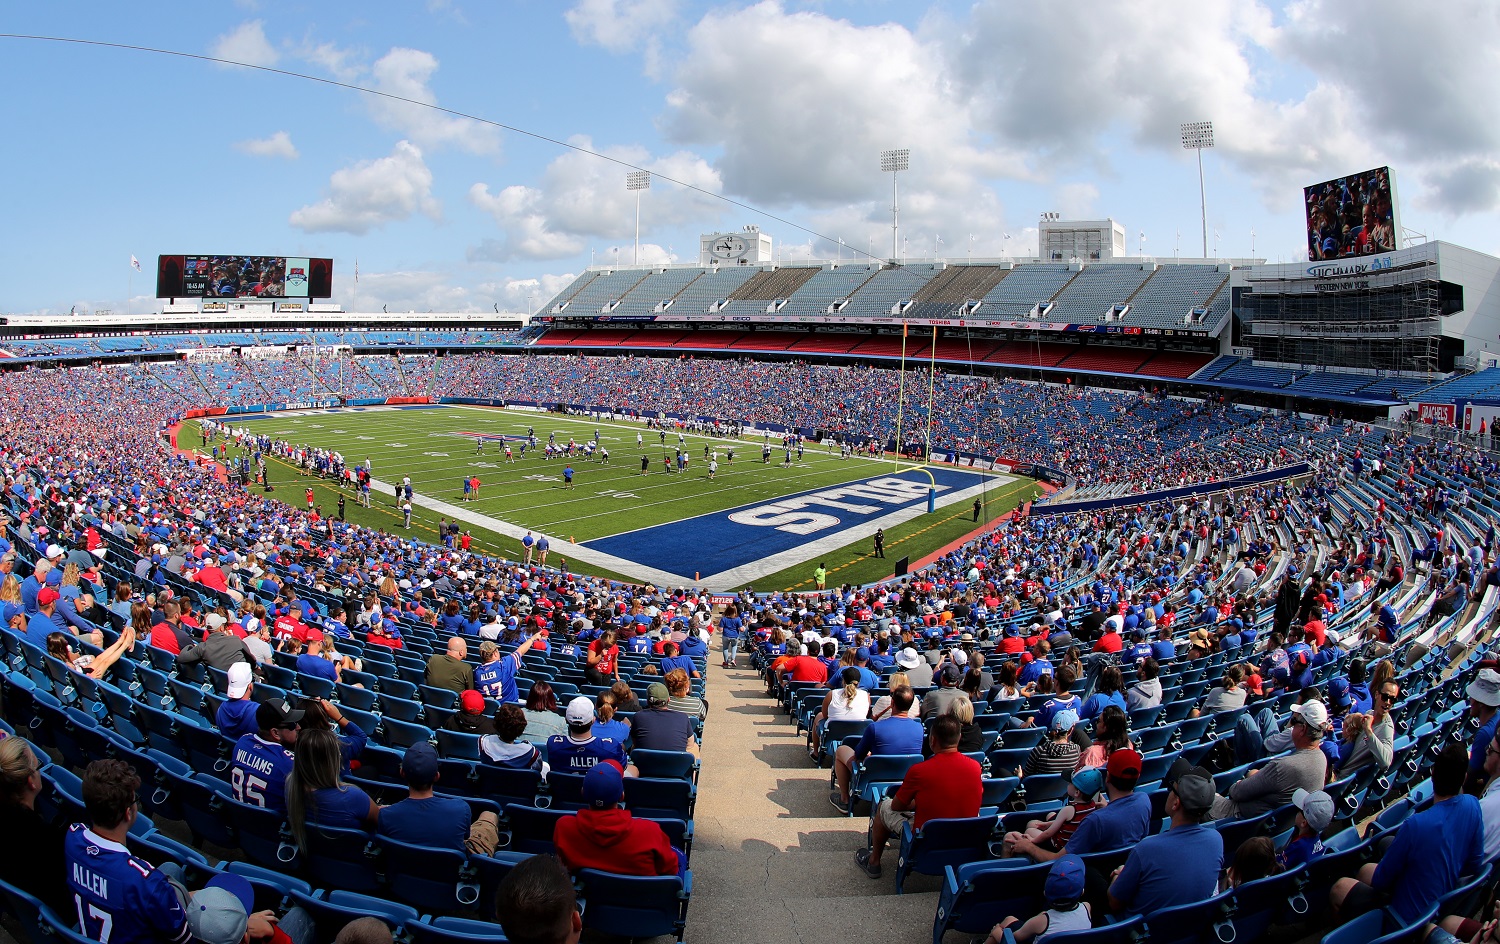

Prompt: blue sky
[3,0,1499,315]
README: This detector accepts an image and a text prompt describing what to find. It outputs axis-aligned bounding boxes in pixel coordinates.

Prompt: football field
[201,405,1039,590]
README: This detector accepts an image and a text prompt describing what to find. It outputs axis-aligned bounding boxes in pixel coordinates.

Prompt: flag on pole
[130,255,142,272]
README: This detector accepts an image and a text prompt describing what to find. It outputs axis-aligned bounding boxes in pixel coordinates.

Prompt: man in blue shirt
[1109,765,1224,918]
[24,587,64,648]
[215,663,260,739]
[659,641,699,679]
[1014,749,1149,863]
[294,637,339,683]
[474,632,544,703]
[832,687,924,809]
[230,699,302,814]
[1467,669,1500,779]
[378,742,500,855]
[65,759,191,944]
[1332,744,1484,923]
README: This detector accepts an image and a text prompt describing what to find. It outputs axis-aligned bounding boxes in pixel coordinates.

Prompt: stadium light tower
[880,148,910,261]
[1180,121,1214,258]
[626,170,651,265]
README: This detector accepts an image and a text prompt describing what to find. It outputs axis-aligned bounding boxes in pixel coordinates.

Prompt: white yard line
[367,477,695,587]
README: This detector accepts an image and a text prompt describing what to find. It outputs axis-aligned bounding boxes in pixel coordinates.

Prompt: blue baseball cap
[401,742,439,785]
[1050,709,1079,732]
[1328,677,1352,709]
[1045,855,1086,901]
[1071,766,1106,798]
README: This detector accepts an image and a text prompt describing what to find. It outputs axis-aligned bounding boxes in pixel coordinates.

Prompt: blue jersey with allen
[64,825,189,944]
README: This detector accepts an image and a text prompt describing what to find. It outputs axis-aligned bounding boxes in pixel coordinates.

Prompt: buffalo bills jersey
[64,825,189,944]
[545,734,625,773]
[231,734,295,813]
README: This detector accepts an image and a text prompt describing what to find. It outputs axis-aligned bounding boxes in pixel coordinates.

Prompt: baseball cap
[187,874,255,944]
[205,613,227,631]
[1468,669,1500,708]
[564,696,595,726]
[226,662,253,699]
[951,649,970,667]
[582,761,625,809]
[855,647,871,663]
[1071,766,1105,798]
[1044,854,1086,902]
[1290,700,1330,732]
[36,587,59,607]
[401,741,439,786]
[1050,709,1079,732]
[45,544,64,560]
[1107,748,1143,783]
[941,663,965,684]
[1169,764,1216,814]
[255,698,305,731]
[1327,677,1352,709]
[1292,788,1335,832]
[460,690,486,715]
[646,682,670,705]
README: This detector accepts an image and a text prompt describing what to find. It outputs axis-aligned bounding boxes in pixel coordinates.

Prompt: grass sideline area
[195,405,1036,589]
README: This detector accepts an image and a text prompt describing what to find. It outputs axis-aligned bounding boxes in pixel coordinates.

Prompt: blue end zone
[583,466,991,579]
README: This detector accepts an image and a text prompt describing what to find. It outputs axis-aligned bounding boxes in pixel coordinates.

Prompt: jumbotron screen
[155,255,333,299]
[1303,166,1401,261]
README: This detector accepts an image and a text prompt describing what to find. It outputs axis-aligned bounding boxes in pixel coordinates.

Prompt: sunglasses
[1379,691,1398,701]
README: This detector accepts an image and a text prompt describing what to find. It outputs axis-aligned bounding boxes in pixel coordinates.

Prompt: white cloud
[564,0,679,75]
[469,137,723,261]
[298,40,365,82]
[367,48,500,154]
[211,20,278,67]
[337,269,477,313]
[290,141,440,235]
[233,131,298,159]
[479,273,581,313]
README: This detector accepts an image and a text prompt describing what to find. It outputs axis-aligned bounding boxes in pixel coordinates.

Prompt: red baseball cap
[1106,748,1143,783]
[37,587,60,607]
[460,690,485,714]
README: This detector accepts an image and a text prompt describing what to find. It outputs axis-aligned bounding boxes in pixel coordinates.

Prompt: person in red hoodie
[552,761,680,877]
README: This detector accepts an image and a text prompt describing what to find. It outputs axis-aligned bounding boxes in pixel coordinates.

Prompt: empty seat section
[1047,265,1154,325]
[784,334,865,354]
[842,266,941,317]
[726,331,805,351]
[1137,351,1215,379]
[607,269,707,317]
[674,331,748,350]
[1126,265,1230,328]
[564,329,640,347]
[1057,347,1152,374]
[977,263,1075,318]
[617,330,689,348]
[983,342,1073,367]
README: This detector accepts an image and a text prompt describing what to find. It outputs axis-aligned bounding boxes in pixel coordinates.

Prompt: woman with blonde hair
[872,672,922,720]
[0,574,22,624]
[0,737,69,914]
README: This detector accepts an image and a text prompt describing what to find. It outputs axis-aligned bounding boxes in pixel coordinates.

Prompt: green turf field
[198,405,1039,590]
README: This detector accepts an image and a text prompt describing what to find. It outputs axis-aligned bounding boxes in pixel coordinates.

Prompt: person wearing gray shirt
[1208,700,1331,820]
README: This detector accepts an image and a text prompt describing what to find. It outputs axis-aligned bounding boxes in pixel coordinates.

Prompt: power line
[0,32,884,263]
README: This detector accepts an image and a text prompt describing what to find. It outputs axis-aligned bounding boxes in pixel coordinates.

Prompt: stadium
[4,8,1500,944]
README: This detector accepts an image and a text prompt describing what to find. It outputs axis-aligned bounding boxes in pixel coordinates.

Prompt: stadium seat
[894,814,999,894]
[373,835,481,913]
[933,859,1052,944]
[286,889,421,942]
[1320,905,1439,944]
[574,869,691,943]
[410,916,511,944]
[1002,916,1146,943]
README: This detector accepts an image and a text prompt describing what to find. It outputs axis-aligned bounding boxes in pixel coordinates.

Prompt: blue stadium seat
[410,916,510,944]
[574,869,690,943]
[932,859,1052,944]
[894,814,999,894]
[302,824,382,894]
[373,835,480,913]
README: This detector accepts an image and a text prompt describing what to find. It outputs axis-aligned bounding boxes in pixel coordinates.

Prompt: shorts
[1338,881,1386,921]
[466,811,501,856]
[876,798,913,840]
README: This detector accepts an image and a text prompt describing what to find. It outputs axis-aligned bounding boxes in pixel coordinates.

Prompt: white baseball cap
[565,696,595,726]
[227,662,253,699]
[1290,700,1330,732]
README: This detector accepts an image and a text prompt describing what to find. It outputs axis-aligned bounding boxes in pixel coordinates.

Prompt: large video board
[155,255,333,298]
[1304,166,1401,261]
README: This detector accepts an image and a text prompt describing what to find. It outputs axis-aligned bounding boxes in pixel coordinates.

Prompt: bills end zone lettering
[726,477,941,535]
[584,466,1007,585]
